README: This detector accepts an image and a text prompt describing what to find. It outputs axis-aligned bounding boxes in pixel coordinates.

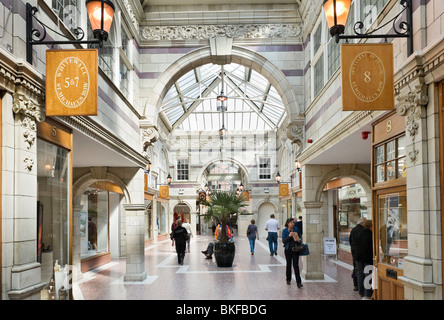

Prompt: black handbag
[292,242,306,253]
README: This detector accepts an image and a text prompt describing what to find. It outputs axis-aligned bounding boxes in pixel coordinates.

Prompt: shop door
[374,189,407,300]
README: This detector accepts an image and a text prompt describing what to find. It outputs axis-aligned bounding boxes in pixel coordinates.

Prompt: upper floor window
[258,157,271,180]
[177,159,189,181]
[52,0,80,34]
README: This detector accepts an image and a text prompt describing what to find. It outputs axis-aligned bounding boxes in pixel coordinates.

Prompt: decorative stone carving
[396,83,428,164]
[286,119,304,155]
[141,126,159,157]
[122,0,139,31]
[141,24,302,41]
[24,157,34,173]
[23,130,36,150]
[12,93,45,130]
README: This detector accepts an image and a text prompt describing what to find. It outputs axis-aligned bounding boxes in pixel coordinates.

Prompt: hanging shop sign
[278,184,289,197]
[159,185,169,199]
[341,43,394,111]
[46,49,98,116]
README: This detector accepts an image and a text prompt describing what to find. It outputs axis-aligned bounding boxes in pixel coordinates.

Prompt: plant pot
[214,241,235,267]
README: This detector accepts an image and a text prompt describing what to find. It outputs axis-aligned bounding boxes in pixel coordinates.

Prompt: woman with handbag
[282,218,303,288]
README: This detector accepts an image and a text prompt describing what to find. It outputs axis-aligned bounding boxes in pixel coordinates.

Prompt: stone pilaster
[123,204,147,282]
[396,83,439,299]
[7,91,45,299]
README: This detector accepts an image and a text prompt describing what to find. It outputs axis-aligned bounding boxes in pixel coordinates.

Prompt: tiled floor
[74,234,362,300]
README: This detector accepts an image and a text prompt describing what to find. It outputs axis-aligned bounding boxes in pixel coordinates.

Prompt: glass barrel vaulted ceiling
[159,63,287,132]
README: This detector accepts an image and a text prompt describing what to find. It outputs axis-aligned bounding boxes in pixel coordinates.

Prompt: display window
[337,183,368,251]
[157,202,169,235]
[37,137,70,300]
[80,188,109,259]
[374,135,406,184]
[377,192,407,268]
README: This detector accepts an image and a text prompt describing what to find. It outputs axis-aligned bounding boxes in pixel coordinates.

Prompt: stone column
[152,194,158,244]
[301,164,324,280]
[7,92,45,299]
[396,83,438,299]
[301,201,325,280]
[123,203,147,282]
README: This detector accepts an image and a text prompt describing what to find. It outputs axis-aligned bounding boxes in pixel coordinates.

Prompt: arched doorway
[173,202,191,223]
[257,202,276,239]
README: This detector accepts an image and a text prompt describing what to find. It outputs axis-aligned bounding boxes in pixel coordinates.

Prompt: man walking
[265,213,280,256]
[349,217,366,292]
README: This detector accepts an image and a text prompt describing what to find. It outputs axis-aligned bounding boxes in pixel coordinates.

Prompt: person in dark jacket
[171,220,189,265]
[349,217,366,291]
[356,219,373,299]
[282,218,303,288]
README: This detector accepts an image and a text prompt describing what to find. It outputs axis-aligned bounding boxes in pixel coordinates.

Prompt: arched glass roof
[159,63,287,132]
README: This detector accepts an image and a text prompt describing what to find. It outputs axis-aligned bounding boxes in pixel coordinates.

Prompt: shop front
[37,118,72,300]
[372,111,406,300]
[79,181,123,273]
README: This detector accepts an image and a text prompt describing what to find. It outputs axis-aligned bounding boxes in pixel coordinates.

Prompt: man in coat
[349,217,366,291]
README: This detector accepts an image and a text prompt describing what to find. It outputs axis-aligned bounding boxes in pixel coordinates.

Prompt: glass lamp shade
[167,173,172,185]
[323,0,351,36]
[86,0,115,40]
[275,171,281,183]
[217,91,227,111]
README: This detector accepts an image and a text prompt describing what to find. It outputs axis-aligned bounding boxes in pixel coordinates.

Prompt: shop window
[374,135,406,184]
[157,203,168,235]
[37,138,70,297]
[80,188,109,259]
[378,193,407,268]
[337,183,368,250]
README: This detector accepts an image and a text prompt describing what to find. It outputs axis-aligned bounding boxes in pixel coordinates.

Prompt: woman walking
[246,219,259,254]
[171,220,189,265]
[282,218,303,288]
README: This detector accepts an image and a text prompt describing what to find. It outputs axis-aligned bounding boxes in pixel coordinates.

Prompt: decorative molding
[141,24,302,41]
[56,116,147,168]
[121,0,139,31]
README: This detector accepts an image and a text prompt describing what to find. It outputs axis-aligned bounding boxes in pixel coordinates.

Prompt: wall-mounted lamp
[323,0,413,55]
[144,160,151,174]
[295,160,302,173]
[26,0,115,64]
[275,171,281,184]
[239,183,244,191]
[204,183,209,192]
[167,173,172,185]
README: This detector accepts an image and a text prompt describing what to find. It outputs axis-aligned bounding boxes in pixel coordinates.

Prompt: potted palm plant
[201,191,248,267]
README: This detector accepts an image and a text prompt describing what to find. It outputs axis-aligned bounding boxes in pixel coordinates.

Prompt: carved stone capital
[12,92,45,130]
[286,118,304,155]
[141,126,159,156]
[396,84,428,117]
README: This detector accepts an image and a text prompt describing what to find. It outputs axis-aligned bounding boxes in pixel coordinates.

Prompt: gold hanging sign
[341,43,394,111]
[159,185,169,199]
[278,184,289,197]
[45,49,98,116]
